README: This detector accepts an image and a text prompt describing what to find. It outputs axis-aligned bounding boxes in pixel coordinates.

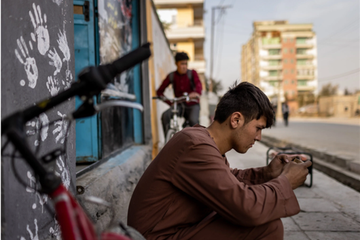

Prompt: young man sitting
[128,82,311,240]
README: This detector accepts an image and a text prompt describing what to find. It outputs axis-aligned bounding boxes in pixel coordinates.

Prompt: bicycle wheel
[165,129,176,143]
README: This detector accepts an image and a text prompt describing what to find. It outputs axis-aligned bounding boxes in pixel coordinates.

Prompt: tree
[344,88,351,95]
[160,21,171,31]
[204,76,224,95]
[318,83,338,97]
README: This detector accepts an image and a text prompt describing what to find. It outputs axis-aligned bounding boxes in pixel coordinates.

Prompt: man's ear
[230,112,244,128]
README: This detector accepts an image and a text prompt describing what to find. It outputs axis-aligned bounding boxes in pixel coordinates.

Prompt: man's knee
[259,219,283,240]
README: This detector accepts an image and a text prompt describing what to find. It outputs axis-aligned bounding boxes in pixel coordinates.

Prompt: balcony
[261,44,281,49]
[296,43,314,48]
[261,55,282,60]
[188,60,205,74]
[154,0,204,8]
[261,65,283,71]
[296,75,315,80]
[262,75,283,81]
[296,54,315,59]
[296,65,316,69]
[165,26,205,40]
[297,85,316,91]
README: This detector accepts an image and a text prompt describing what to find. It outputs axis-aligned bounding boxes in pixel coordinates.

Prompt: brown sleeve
[171,141,300,227]
[231,167,271,185]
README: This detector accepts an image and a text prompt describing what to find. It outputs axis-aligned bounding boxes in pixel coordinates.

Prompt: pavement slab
[284,231,310,240]
[305,231,360,240]
[292,212,359,231]
[297,198,340,213]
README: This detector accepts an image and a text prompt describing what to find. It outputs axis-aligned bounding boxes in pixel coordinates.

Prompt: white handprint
[52,0,63,6]
[56,156,71,189]
[25,113,49,146]
[48,48,62,75]
[57,30,70,62]
[29,3,50,55]
[26,171,48,212]
[46,76,60,96]
[49,217,61,240]
[26,171,36,194]
[15,36,38,89]
[62,69,73,89]
[20,219,39,240]
[53,111,69,144]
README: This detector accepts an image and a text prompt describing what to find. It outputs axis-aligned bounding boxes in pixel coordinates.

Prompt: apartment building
[241,20,318,112]
[153,0,206,86]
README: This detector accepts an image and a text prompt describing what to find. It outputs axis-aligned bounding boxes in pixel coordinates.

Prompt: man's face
[176,60,188,74]
[232,115,266,153]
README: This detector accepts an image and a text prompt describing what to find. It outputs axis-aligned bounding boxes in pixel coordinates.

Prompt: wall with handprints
[1,1,75,239]
[98,0,136,157]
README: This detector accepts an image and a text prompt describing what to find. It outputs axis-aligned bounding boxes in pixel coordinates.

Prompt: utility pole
[277,80,283,118]
[209,5,232,92]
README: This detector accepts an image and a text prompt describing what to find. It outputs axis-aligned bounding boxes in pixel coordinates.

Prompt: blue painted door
[73,0,100,162]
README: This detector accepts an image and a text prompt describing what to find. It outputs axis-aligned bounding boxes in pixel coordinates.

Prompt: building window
[291,69,295,74]
[291,59,295,64]
[283,38,287,43]
[284,59,288,64]
[290,48,294,54]
[262,37,281,45]
[298,80,307,86]
[297,59,307,65]
[296,48,307,54]
[283,48,288,54]
[269,49,281,55]
[269,70,279,76]
[296,37,307,44]
[269,60,281,66]
[269,81,277,86]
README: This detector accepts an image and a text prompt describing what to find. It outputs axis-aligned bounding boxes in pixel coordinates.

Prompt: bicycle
[1,43,151,240]
[152,93,198,143]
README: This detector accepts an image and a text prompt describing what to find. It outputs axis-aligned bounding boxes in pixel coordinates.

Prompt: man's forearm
[231,166,274,185]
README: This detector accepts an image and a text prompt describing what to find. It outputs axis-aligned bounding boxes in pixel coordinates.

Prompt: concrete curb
[261,135,360,193]
[76,145,152,232]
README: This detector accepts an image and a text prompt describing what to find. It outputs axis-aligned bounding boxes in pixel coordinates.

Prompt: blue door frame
[131,0,143,144]
[73,0,100,162]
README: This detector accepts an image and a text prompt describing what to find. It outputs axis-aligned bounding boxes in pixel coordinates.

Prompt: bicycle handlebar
[1,42,151,192]
[152,95,199,103]
[2,42,151,133]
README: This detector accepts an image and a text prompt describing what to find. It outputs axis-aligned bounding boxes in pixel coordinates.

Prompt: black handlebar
[1,42,151,194]
[2,42,151,133]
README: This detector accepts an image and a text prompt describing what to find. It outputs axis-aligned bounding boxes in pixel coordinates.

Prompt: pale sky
[203,0,359,95]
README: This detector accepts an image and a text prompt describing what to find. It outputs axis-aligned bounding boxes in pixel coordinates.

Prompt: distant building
[153,0,206,87]
[241,20,318,112]
[153,0,210,126]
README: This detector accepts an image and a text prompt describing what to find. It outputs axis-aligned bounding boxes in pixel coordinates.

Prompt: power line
[318,68,360,82]
[318,20,359,44]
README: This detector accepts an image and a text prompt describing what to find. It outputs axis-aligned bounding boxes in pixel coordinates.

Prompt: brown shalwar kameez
[128,126,300,240]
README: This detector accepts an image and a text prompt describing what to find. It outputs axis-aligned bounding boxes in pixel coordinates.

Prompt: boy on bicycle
[156,52,202,137]
[128,82,311,240]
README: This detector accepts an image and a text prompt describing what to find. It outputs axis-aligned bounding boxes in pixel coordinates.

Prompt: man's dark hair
[175,52,189,62]
[214,81,274,128]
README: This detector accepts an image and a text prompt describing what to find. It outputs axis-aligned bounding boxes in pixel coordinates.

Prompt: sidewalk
[289,116,360,126]
[226,142,360,240]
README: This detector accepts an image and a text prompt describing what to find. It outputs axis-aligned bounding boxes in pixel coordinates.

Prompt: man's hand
[189,92,200,100]
[281,160,312,189]
[265,154,291,179]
